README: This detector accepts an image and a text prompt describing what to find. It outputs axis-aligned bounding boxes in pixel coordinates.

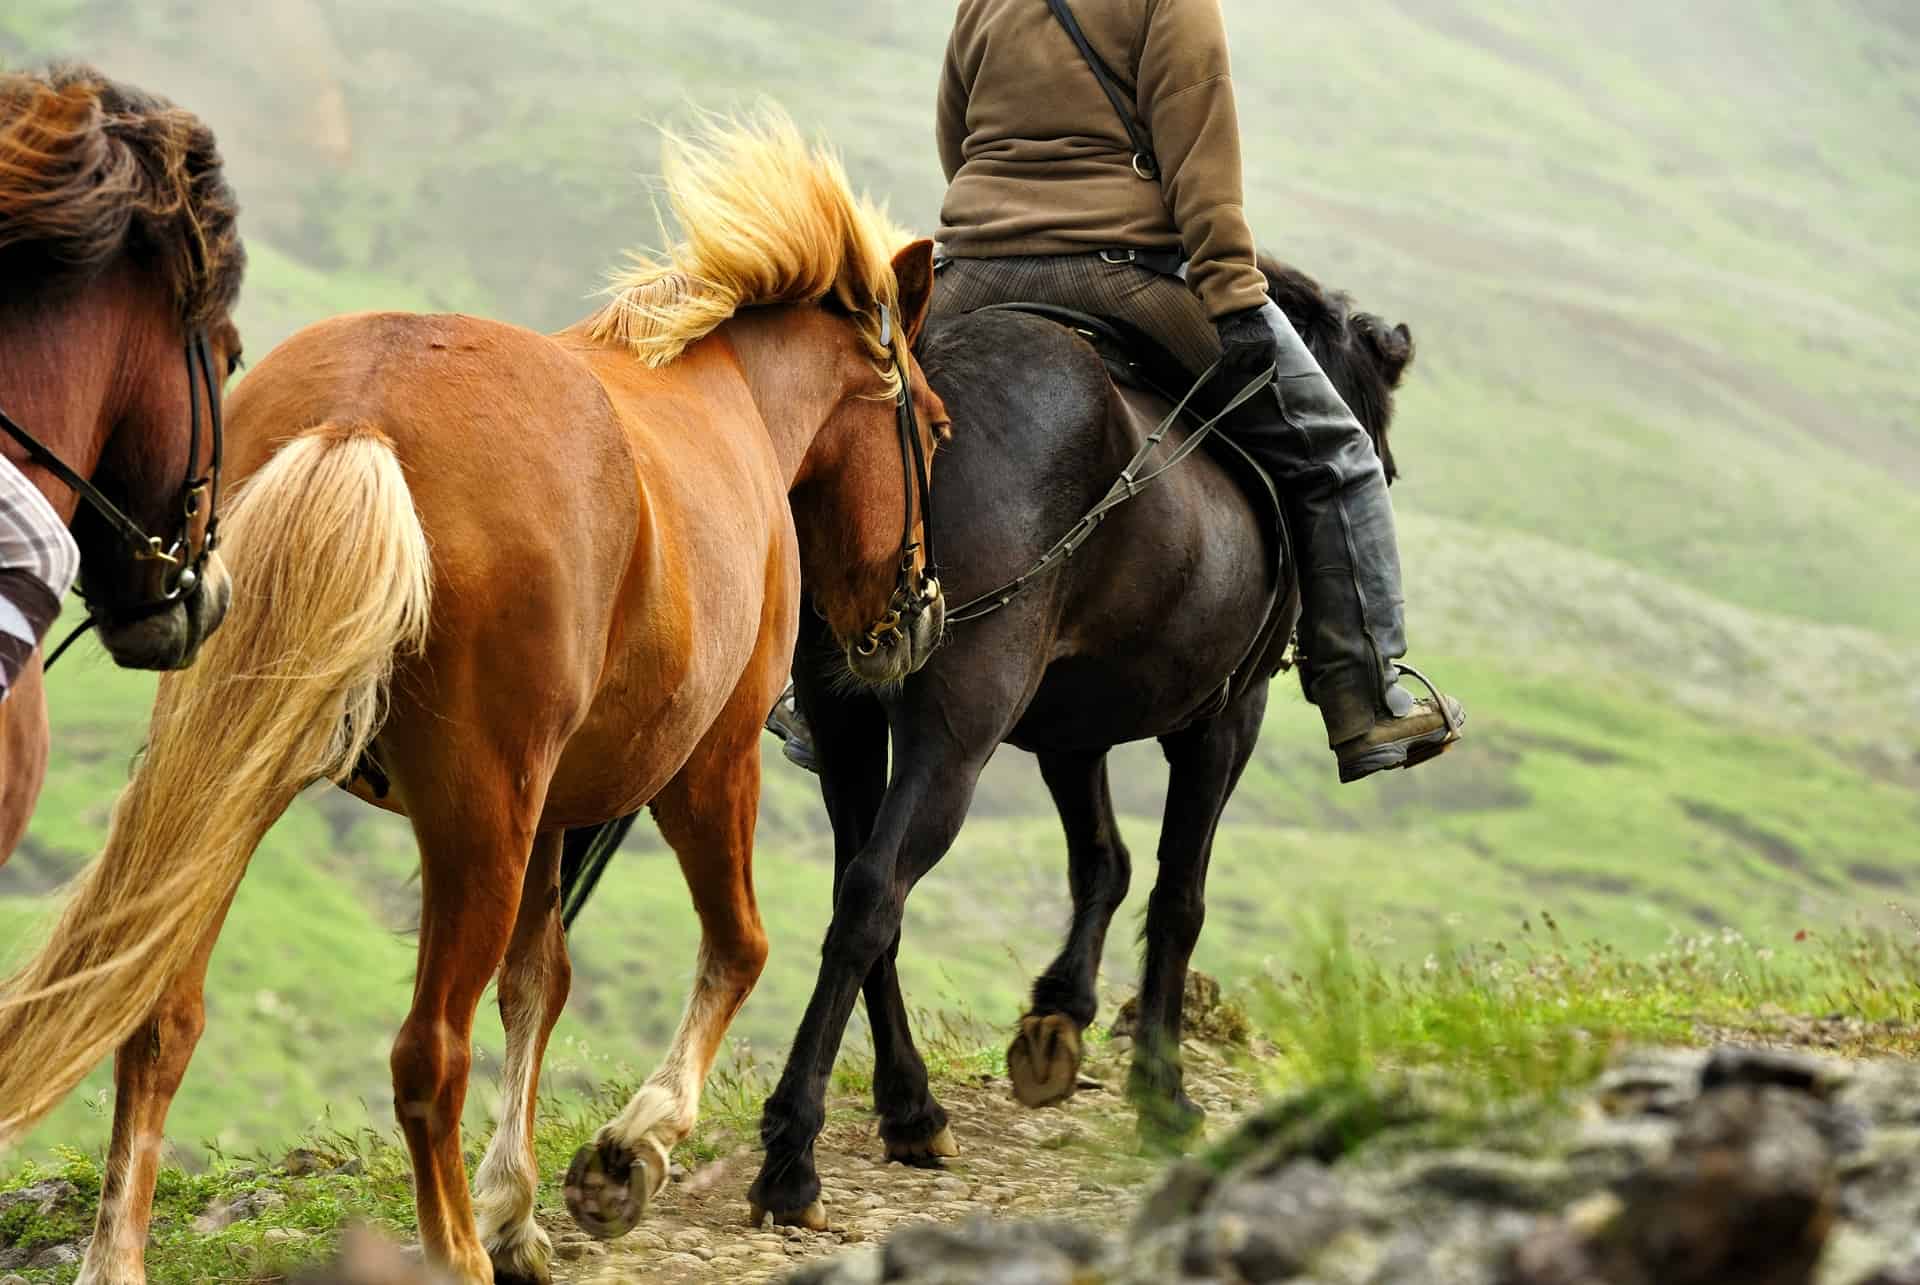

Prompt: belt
[1095,247,1188,278]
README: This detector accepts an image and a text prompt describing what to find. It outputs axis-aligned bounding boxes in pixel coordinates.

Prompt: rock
[194,1189,288,1234]
[874,1219,1104,1285]
[1860,1236,1920,1285]
[1130,1159,1216,1235]
[0,1179,81,1225]
[263,1227,312,1246]
[27,1243,82,1269]
[1699,1046,1835,1099]
[1184,1160,1353,1282]
[1111,970,1234,1043]
[1591,1049,1707,1118]
[930,1177,971,1201]
[1,1272,29,1285]
[283,1148,330,1177]
[1507,1083,1837,1285]
[332,1156,366,1177]
[1402,1150,1588,1211]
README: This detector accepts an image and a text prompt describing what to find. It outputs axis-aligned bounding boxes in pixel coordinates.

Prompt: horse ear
[1369,320,1415,386]
[891,239,937,349]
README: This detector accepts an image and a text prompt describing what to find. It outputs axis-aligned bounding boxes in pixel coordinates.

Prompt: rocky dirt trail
[542,1032,1269,1285]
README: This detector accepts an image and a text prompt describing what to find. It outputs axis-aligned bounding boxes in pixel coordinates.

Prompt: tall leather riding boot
[1220,303,1463,781]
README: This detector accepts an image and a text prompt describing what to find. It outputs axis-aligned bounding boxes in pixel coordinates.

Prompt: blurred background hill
[2,0,1915,1163]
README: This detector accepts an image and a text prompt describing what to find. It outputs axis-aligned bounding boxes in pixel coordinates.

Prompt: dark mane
[0,63,245,325]
[1258,254,1413,482]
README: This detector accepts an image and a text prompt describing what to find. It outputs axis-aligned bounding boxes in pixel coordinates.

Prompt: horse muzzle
[95,551,232,671]
[843,580,944,687]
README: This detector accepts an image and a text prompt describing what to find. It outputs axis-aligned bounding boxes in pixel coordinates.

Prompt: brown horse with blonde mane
[0,64,245,861]
[0,115,947,1285]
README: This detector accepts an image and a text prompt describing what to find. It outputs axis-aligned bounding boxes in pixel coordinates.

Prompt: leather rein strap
[1045,0,1159,181]
[0,330,225,667]
[944,358,1277,625]
[856,304,940,658]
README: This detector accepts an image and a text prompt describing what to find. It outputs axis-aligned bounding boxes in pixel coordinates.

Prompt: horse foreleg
[472,829,570,1285]
[76,889,237,1285]
[1008,748,1134,1109]
[391,758,550,1285]
[1131,690,1267,1147]
[798,674,954,1168]
[748,749,986,1229]
[564,695,770,1241]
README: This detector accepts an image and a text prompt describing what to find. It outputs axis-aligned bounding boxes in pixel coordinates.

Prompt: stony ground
[542,1034,1269,1285]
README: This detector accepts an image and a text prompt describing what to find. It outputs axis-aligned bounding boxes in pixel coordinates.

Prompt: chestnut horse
[0,117,947,1285]
[0,65,246,861]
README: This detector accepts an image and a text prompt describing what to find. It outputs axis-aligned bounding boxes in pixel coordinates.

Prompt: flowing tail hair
[0,422,431,1147]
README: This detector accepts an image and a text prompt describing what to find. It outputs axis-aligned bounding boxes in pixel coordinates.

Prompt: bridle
[854,303,941,658]
[0,329,225,662]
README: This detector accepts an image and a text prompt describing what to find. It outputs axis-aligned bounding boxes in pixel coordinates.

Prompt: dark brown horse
[0,117,945,1285]
[0,64,246,860]
[737,260,1413,1225]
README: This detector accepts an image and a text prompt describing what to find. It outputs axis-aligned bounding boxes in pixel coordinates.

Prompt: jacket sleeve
[1137,0,1269,319]
[936,26,969,184]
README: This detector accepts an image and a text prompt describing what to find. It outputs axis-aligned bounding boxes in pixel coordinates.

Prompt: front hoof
[1008,1013,1083,1108]
[564,1134,662,1240]
[748,1199,830,1231]
[885,1123,961,1167]
[1136,1091,1207,1154]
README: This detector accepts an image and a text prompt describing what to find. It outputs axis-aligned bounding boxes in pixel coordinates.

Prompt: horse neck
[0,266,147,525]
[717,307,855,489]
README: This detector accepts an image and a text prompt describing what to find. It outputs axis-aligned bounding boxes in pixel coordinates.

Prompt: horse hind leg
[1131,690,1267,1148]
[1007,748,1133,1110]
[472,830,571,1285]
[75,890,239,1285]
[389,750,556,1284]
[564,696,769,1240]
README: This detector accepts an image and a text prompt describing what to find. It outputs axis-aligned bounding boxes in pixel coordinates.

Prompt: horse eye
[227,351,245,378]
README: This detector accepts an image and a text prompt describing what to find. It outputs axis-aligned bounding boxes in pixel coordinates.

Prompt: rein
[855,304,942,657]
[943,361,1277,625]
[0,330,226,668]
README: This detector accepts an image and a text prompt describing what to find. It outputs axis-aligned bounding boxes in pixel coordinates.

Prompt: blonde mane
[587,111,913,394]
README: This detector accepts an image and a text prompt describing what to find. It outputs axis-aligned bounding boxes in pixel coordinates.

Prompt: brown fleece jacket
[936,0,1269,320]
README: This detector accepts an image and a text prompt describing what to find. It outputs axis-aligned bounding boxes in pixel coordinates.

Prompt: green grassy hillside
[2,0,1915,1165]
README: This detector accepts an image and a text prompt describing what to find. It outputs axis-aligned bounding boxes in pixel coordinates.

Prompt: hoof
[1008,1013,1083,1108]
[885,1123,961,1167]
[748,1199,829,1231]
[483,1223,553,1285]
[1136,1092,1207,1154]
[564,1134,665,1240]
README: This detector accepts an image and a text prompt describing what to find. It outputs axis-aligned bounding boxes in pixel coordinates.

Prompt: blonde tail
[0,423,431,1146]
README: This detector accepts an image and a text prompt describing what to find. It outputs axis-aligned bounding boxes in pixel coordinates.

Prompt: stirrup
[1390,661,1463,772]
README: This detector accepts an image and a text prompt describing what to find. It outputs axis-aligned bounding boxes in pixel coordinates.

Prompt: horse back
[919,310,1281,750]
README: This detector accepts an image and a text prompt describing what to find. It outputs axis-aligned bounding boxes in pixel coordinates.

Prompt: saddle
[973,302,1300,705]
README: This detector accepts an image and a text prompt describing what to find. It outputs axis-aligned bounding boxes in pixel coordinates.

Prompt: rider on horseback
[941,0,1466,783]
[769,0,1464,783]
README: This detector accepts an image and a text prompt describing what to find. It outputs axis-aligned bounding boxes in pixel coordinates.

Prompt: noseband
[855,304,941,658]
[0,330,225,655]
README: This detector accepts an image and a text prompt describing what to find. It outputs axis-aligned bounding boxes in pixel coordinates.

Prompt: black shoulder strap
[1045,0,1159,179]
